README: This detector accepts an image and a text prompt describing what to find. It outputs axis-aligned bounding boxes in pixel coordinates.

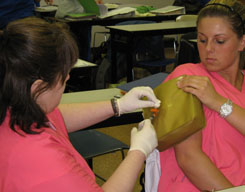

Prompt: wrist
[219,99,233,118]
[111,98,120,116]
[127,150,146,161]
[213,96,227,112]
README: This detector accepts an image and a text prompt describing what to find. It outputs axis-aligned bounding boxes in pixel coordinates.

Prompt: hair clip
[205,3,244,27]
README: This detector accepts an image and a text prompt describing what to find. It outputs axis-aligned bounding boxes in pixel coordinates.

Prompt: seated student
[0,0,53,29]
[157,0,245,191]
[55,0,103,61]
[0,17,161,192]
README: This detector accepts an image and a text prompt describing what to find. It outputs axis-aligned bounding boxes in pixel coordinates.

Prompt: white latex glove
[118,86,161,115]
[129,119,158,158]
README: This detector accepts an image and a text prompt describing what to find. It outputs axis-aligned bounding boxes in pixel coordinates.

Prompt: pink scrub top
[158,63,245,191]
[0,108,103,192]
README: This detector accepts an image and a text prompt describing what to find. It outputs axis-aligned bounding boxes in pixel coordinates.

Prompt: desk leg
[111,32,117,84]
[126,34,134,82]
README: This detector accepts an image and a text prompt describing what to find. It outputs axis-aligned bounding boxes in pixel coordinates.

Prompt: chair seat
[69,130,129,159]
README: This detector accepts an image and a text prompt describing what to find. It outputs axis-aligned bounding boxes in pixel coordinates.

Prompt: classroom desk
[58,14,180,27]
[56,13,182,60]
[60,88,143,129]
[66,59,97,92]
[106,20,197,83]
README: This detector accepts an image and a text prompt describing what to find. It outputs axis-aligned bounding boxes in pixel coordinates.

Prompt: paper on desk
[35,5,58,12]
[98,7,136,19]
[150,5,185,15]
[104,3,119,9]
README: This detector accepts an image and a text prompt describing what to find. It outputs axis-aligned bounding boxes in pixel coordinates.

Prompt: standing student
[0,0,53,29]
[0,17,160,192]
[157,0,245,191]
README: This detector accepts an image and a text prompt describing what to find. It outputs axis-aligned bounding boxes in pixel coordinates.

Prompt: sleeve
[163,63,200,83]
[26,171,103,192]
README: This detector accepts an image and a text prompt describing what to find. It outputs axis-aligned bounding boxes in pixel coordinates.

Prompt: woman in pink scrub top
[157,0,245,191]
[0,17,161,192]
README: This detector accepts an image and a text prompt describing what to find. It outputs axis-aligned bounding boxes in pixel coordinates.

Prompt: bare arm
[175,130,233,191]
[59,87,161,133]
[58,101,114,133]
[177,75,245,135]
[205,95,245,135]
[102,151,145,192]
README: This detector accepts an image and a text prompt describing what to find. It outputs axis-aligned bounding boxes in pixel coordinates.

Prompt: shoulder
[47,108,68,136]
[164,63,208,81]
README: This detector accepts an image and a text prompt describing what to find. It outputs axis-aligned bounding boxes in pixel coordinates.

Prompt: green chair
[69,129,129,182]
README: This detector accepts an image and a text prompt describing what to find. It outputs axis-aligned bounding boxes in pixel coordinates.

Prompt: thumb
[131,127,138,136]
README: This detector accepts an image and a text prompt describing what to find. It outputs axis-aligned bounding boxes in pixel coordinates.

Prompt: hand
[95,0,103,4]
[129,119,158,158]
[176,75,224,111]
[118,86,161,115]
[44,0,53,5]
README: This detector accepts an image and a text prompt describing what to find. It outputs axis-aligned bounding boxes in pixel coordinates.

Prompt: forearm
[177,148,233,191]
[210,96,245,135]
[102,150,145,192]
[58,101,114,132]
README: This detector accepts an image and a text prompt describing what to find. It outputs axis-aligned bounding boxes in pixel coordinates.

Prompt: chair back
[176,14,198,22]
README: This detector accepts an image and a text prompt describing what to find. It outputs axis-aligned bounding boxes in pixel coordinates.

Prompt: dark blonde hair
[0,17,79,134]
[197,0,245,68]
[197,0,245,37]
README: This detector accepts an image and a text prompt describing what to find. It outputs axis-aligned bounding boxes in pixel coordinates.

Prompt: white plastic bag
[55,0,84,18]
[145,149,161,192]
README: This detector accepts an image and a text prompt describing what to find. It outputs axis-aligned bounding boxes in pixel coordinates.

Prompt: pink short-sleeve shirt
[0,108,103,192]
[158,63,245,191]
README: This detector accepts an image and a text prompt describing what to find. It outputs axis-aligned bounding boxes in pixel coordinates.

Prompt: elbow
[175,152,189,170]
[175,149,197,171]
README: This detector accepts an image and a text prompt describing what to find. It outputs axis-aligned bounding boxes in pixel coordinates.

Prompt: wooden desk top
[61,88,121,104]
[57,14,180,26]
[106,20,196,33]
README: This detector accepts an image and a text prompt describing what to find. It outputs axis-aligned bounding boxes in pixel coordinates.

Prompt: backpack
[173,0,203,14]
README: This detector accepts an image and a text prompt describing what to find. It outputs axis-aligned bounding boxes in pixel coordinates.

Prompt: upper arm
[174,129,203,167]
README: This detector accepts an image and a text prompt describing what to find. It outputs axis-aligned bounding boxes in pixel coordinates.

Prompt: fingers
[45,0,53,5]
[132,86,161,108]
[129,119,158,157]
[177,75,211,95]
[131,127,137,135]
[177,75,209,89]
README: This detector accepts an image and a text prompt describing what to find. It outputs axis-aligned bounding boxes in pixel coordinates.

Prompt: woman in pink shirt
[0,17,161,192]
[157,0,245,191]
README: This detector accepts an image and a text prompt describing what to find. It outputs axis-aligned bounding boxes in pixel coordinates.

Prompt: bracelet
[111,98,120,117]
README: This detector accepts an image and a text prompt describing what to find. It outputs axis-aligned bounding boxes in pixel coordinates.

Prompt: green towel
[136,6,156,14]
